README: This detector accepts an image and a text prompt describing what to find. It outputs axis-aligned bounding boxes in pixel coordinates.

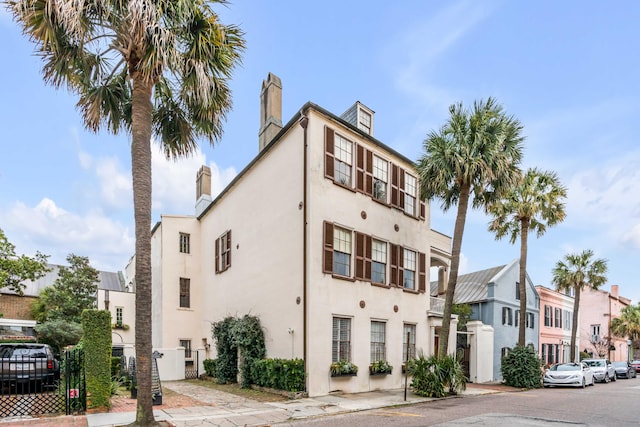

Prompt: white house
[132,73,453,396]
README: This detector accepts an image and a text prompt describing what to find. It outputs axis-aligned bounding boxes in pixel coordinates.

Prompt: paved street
[280,377,640,426]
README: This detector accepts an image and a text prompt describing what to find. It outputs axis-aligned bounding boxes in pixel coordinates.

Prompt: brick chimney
[195,165,212,216]
[611,284,619,298]
[258,73,282,151]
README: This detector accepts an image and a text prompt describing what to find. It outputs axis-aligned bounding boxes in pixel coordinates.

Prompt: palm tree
[417,97,525,358]
[611,304,640,360]
[8,1,244,424]
[488,168,567,346]
[552,250,608,363]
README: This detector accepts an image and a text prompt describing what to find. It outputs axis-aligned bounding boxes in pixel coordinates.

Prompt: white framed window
[403,324,416,362]
[332,317,352,362]
[515,310,520,327]
[372,155,388,202]
[115,307,123,326]
[501,347,510,360]
[591,324,601,343]
[403,249,416,290]
[554,308,562,328]
[179,278,190,308]
[404,172,417,216]
[544,305,552,327]
[370,321,386,363]
[333,227,352,277]
[502,307,513,325]
[527,312,534,329]
[371,239,387,284]
[334,134,353,186]
[180,339,192,359]
[563,310,572,331]
[358,108,372,134]
[179,232,190,254]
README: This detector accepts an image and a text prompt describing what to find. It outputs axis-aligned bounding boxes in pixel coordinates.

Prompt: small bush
[329,360,358,376]
[203,358,218,377]
[369,360,393,374]
[407,352,466,398]
[501,345,542,389]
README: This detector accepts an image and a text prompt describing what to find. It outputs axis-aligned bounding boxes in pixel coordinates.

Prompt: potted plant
[369,360,393,376]
[330,360,358,377]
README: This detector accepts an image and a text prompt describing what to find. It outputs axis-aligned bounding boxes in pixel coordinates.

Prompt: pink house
[536,286,576,365]
[579,285,632,362]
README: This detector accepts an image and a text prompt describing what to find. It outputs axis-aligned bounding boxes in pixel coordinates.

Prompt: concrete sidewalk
[84,382,512,427]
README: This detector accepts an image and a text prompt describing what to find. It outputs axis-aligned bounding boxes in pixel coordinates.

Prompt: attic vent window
[358,109,372,134]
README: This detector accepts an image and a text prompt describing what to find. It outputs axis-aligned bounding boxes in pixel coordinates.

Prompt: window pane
[334,135,352,185]
[373,156,387,202]
[333,317,351,362]
[403,249,416,290]
[404,173,417,215]
[371,321,386,362]
[402,324,416,361]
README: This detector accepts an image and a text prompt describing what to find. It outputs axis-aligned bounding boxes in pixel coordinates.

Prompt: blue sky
[1,1,639,301]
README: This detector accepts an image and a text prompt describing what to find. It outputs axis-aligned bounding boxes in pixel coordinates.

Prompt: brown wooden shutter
[390,244,398,286]
[325,127,335,179]
[365,150,373,195]
[391,164,399,207]
[419,200,426,220]
[398,167,406,211]
[364,234,372,281]
[356,145,365,193]
[214,237,220,274]
[226,230,232,270]
[355,231,365,280]
[418,252,426,293]
[323,221,334,274]
[397,246,404,287]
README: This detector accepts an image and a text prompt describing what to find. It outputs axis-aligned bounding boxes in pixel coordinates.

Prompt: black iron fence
[0,347,85,417]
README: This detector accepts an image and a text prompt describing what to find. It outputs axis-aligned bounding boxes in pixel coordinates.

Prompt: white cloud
[0,199,134,272]
[151,146,236,214]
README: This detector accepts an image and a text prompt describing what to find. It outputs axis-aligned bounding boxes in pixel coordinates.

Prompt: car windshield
[584,360,604,367]
[551,363,580,371]
[0,346,47,358]
[612,362,627,367]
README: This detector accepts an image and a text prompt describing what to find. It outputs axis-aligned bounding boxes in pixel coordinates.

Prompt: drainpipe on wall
[299,112,309,390]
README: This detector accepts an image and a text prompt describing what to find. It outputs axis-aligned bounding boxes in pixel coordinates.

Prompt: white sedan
[543,362,595,388]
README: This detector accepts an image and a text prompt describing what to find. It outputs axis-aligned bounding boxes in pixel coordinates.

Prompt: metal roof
[2,264,124,297]
[431,264,506,303]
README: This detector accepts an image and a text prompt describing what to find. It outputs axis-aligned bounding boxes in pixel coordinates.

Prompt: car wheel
[591,376,595,386]
[581,378,586,388]
[604,374,610,383]
[611,373,617,382]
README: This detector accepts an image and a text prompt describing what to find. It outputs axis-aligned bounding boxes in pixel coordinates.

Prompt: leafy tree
[552,250,608,362]
[34,318,83,355]
[611,304,640,359]
[31,254,99,323]
[452,303,472,331]
[9,2,245,424]
[417,98,524,358]
[0,228,49,294]
[487,168,567,346]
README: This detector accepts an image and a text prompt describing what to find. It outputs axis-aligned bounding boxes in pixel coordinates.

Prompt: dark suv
[0,343,60,388]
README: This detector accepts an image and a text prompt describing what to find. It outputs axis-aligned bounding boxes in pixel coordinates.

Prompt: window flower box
[330,361,358,377]
[369,360,393,376]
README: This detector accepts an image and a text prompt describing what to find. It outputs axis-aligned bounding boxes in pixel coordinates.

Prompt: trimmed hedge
[251,358,305,392]
[501,345,542,389]
[82,309,112,409]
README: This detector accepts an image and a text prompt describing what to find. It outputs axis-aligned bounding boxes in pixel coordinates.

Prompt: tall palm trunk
[570,286,581,362]
[518,219,529,346]
[131,76,155,425]
[439,183,470,358]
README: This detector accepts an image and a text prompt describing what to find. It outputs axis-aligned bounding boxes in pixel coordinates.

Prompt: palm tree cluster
[8,1,245,424]
[417,97,583,358]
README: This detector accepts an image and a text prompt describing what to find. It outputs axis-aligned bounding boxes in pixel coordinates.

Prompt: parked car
[0,343,60,387]
[543,362,595,388]
[630,360,640,373]
[612,361,637,379]
[582,358,616,383]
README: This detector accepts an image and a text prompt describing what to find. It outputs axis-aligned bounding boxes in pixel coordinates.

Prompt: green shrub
[212,317,238,384]
[251,358,305,392]
[407,352,467,398]
[203,358,218,377]
[81,309,112,409]
[501,345,542,389]
[329,360,358,376]
[369,360,393,375]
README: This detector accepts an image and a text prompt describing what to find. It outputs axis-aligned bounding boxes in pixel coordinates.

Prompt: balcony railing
[429,297,445,315]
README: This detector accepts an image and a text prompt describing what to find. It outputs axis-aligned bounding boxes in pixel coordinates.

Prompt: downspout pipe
[299,112,309,390]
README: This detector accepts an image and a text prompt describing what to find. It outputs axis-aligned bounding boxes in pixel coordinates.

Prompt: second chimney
[195,165,212,216]
[258,73,283,151]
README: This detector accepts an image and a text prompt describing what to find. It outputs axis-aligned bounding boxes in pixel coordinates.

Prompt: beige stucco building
[140,73,452,396]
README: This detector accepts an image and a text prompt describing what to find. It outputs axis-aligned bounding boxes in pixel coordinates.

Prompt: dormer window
[358,109,372,134]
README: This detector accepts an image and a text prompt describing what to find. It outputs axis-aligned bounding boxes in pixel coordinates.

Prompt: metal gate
[0,347,86,417]
[185,351,199,379]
